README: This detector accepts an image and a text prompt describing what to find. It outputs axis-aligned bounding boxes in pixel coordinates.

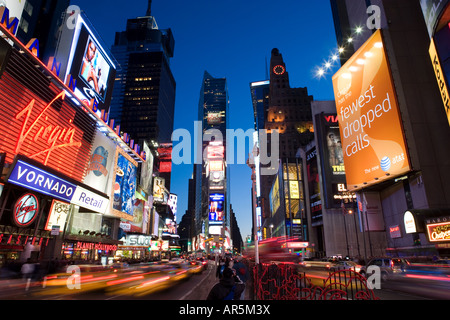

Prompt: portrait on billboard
[80,37,110,99]
[65,19,116,113]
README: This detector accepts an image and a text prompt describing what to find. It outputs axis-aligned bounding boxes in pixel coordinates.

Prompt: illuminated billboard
[110,147,138,221]
[209,193,224,222]
[83,130,116,195]
[56,12,116,115]
[332,30,410,191]
[207,146,224,159]
[157,144,172,173]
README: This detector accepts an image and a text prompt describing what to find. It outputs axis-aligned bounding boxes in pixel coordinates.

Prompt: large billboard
[56,13,116,115]
[110,147,138,221]
[332,30,410,191]
[209,193,224,222]
[83,130,116,195]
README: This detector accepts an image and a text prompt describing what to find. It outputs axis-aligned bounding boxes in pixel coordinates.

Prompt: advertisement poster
[111,147,137,221]
[83,130,116,195]
[332,30,410,191]
[140,141,154,194]
[209,193,224,222]
[45,200,70,232]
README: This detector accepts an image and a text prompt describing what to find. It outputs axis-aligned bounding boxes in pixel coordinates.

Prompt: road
[1,261,449,301]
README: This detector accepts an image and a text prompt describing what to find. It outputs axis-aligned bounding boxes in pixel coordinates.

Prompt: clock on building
[273,65,285,75]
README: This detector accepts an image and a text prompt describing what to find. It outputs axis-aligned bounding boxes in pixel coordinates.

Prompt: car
[329,260,362,273]
[359,257,409,281]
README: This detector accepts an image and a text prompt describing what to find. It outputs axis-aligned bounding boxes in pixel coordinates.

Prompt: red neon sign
[14,91,82,165]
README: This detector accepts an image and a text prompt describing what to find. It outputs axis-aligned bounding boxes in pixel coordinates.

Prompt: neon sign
[427,222,450,242]
[14,91,82,165]
[0,4,146,163]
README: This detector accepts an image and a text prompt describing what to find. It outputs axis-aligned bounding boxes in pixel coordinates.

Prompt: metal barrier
[249,262,379,300]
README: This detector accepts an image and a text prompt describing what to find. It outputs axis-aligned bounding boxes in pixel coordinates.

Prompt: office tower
[192,71,231,252]
[110,0,175,147]
[255,48,314,239]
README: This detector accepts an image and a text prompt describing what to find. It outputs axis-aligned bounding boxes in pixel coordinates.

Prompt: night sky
[70,0,339,239]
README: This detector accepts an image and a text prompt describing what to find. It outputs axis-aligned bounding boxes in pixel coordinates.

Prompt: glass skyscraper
[109,3,175,147]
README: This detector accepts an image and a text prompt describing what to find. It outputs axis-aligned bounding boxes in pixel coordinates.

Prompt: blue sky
[71,0,340,239]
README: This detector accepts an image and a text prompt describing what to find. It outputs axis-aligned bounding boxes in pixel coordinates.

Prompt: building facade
[328,0,450,259]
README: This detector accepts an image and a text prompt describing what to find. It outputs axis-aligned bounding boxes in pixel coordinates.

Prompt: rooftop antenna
[146,0,152,16]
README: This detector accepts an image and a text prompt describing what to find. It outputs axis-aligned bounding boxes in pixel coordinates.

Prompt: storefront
[0,2,145,265]
[403,209,450,257]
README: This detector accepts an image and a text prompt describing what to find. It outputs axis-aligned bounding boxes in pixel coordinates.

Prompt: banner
[332,30,410,191]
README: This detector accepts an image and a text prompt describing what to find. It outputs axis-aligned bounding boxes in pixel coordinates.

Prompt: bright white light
[332,54,338,61]
[339,47,345,53]
[374,42,383,48]
[325,62,331,69]
[356,27,363,34]
[349,66,358,72]
[356,59,365,65]
[364,52,373,58]
[317,68,325,77]
[342,73,352,79]
[347,37,353,43]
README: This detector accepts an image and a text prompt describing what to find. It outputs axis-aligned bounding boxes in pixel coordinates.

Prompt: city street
[0,260,448,301]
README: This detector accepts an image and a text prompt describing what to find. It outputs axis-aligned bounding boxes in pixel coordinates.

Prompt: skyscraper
[192,71,231,252]
[110,0,175,147]
[255,48,314,239]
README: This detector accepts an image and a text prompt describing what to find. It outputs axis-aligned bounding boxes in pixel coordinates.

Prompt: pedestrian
[216,257,226,279]
[21,258,34,280]
[232,256,249,299]
[207,266,245,300]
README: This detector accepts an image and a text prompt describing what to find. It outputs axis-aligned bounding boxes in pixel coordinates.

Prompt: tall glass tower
[193,71,231,253]
[109,1,175,147]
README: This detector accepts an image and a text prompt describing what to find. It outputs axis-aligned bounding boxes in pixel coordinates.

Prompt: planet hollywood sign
[76,241,117,252]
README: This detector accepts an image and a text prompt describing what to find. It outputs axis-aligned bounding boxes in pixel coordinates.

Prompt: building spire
[146,0,152,16]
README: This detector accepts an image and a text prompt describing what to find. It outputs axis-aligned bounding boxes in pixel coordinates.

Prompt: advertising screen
[110,147,137,221]
[61,14,116,115]
[332,30,410,191]
[209,193,224,222]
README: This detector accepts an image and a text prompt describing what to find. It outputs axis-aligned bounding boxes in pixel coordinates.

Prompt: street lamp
[270,224,274,238]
